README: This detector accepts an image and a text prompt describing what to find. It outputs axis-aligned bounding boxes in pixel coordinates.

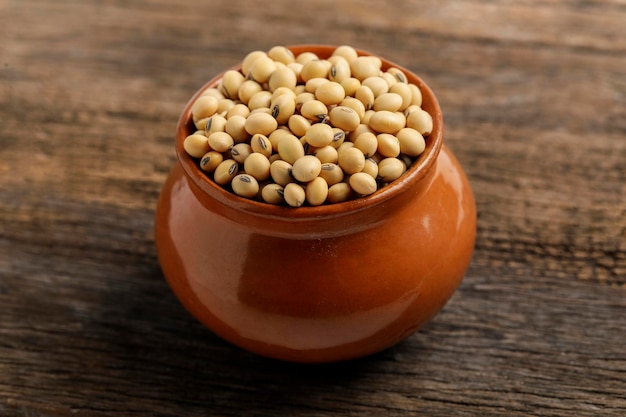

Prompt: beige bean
[330,128,346,148]
[243,152,271,181]
[377,157,407,182]
[396,127,426,157]
[237,80,263,105]
[349,172,377,195]
[328,57,351,83]
[244,112,278,136]
[350,56,382,81]
[305,77,329,93]
[381,72,398,88]
[287,62,304,83]
[304,122,333,147]
[191,96,219,122]
[270,159,294,186]
[376,133,401,157]
[268,129,294,152]
[250,55,277,83]
[300,59,330,82]
[231,143,253,164]
[354,85,375,110]
[295,91,316,112]
[183,134,210,158]
[327,182,353,203]
[340,77,361,96]
[306,177,329,206]
[408,83,423,106]
[277,134,305,164]
[213,159,239,185]
[226,103,251,119]
[348,123,374,141]
[268,45,295,64]
[268,66,297,92]
[291,155,322,182]
[295,51,319,65]
[217,98,236,114]
[250,134,272,157]
[406,108,433,135]
[339,97,366,120]
[288,114,311,137]
[300,100,328,122]
[247,90,272,110]
[220,70,245,100]
[332,45,358,63]
[389,83,413,111]
[270,93,296,125]
[362,157,379,178]
[328,106,360,132]
[200,87,225,100]
[373,93,403,112]
[199,151,223,173]
[225,115,249,143]
[319,163,344,185]
[361,109,375,125]
[387,67,408,83]
[313,145,338,164]
[315,81,345,106]
[368,110,406,134]
[231,174,259,198]
[259,183,283,205]
[338,147,366,174]
[284,183,306,207]
[353,131,378,157]
[271,87,297,101]
[362,76,389,97]
[208,131,235,153]
[241,50,267,77]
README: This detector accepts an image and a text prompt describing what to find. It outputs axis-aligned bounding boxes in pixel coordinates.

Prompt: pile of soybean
[183,45,433,207]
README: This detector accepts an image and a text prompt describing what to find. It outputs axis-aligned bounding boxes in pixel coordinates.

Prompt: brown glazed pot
[155,45,476,363]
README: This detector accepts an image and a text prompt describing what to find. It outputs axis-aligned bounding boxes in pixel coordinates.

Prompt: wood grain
[1,0,625,416]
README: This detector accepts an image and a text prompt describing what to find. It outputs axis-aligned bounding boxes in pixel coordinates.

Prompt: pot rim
[175,44,443,221]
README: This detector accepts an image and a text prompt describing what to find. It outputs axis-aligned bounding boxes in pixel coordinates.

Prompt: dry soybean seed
[261,183,285,205]
[271,87,297,101]
[208,131,235,153]
[225,115,249,143]
[338,147,366,174]
[295,92,315,112]
[300,100,328,122]
[305,77,329,93]
[250,134,272,157]
[362,109,375,125]
[348,123,374,141]
[244,112,278,136]
[389,83,413,111]
[200,151,223,173]
[369,110,406,134]
[396,127,426,157]
[238,80,263,105]
[295,51,318,65]
[353,131,378,157]
[336,141,354,155]
[284,183,306,207]
[267,45,295,65]
[327,182,353,203]
[247,90,272,110]
[362,76,389,97]
[268,129,294,152]
[183,134,210,158]
[378,157,407,182]
[268,66,297,92]
[381,72,398,88]
[406,108,433,136]
[243,152,271,181]
[387,67,407,83]
[355,85,375,110]
[191,95,219,122]
[303,123,333,147]
[306,177,329,206]
[300,59,330,82]
[288,114,311,137]
[241,50,267,77]
[315,81,345,106]
[373,93,404,112]
[331,128,346,148]
[328,57,351,83]
[270,93,296,125]
[288,62,304,83]
[270,159,294,186]
[332,45,359,63]
[328,106,360,132]
[231,143,253,164]
[339,97,366,120]
[194,117,211,131]
[214,159,239,185]
[200,87,225,100]
[403,104,421,117]
[220,70,245,100]
[217,98,236,114]
[377,133,401,158]
[319,163,344,185]
[408,83,423,106]
[340,77,361,97]
[350,172,377,195]
[291,155,322,182]
[231,174,260,198]
[313,145,338,164]
[277,134,305,164]
[250,55,277,83]
[350,56,382,81]
[363,157,379,179]
[226,103,251,119]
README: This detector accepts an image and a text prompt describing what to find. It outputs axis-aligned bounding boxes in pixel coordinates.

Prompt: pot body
[155,145,475,363]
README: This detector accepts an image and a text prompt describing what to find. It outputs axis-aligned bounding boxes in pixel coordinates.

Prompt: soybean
[291,155,322,182]
[284,183,306,207]
[231,174,259,198]
[377,157,407,182]
[349,172,377,195]
[200,151,223,173]
[261,183,285,205]
[184,134,210,158]
[306,177,329,206]
[328,106,360,132]
[270,159,294,186]
[245,112,278,136]
[244,152,271,181]
[214,159,239,185]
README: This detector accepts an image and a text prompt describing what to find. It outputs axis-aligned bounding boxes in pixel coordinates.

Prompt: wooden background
[1,0,624,415]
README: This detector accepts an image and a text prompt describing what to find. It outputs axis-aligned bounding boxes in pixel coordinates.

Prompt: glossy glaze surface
[155,45,476,363]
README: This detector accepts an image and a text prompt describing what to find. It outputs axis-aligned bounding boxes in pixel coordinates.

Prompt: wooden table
[1,1,624,415]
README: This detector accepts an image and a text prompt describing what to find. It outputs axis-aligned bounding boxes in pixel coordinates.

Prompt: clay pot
[155,45,476,363]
